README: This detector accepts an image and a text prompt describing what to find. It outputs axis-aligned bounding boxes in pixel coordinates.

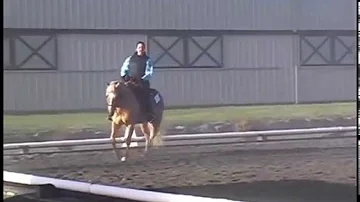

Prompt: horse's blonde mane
[106,79,137,102]
[109,80,121,85]
[106,80,122,94]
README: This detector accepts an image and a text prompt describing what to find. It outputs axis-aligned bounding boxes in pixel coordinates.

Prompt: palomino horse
[105,80,164,161]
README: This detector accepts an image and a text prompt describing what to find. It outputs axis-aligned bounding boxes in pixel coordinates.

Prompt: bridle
[106,93,118,107]
[106,83,122,108]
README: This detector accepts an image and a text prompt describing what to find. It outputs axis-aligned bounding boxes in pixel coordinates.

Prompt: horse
[105,79,165,161]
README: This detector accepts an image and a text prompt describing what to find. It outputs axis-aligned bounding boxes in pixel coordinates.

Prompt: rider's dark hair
[136,41,145,47]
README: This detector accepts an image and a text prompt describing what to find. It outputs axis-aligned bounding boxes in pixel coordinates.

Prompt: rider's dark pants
[141,80,150,89]
[139,80,151,115]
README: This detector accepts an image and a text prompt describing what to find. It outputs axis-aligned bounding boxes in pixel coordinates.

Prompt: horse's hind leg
[149,122,162,146]
[123,125,135,162]
[140,123,151,153]
[110,122,122,160]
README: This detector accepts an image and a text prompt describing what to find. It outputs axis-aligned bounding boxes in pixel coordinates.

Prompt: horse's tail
[153,105,164,146]
[152,101,164,147]
[151,125,163,146]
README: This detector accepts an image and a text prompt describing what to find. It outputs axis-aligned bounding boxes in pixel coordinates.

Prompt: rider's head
[136,41,146,56]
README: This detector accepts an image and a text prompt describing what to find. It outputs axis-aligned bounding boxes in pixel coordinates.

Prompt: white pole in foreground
[4,171,246,202]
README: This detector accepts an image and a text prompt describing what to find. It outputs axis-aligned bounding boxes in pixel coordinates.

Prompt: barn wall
[4,31,356,112]
[4,71,115,111]
[4,0,355,30]
[57,34,146,72]
[296,30,356,102]
[222,35,296,103]
[4,68,294,112]
[4,33,297,112]
[4,34,146,111]
[297,66,356,103]
[4,30,356,112]
[3,0,356,112]
[294,0,356,30]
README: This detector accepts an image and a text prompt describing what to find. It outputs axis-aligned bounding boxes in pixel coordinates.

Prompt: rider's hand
[123,75,130,82]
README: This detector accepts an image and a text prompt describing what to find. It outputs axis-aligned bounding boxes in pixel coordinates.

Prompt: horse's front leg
[110,121,121,160]
[122,125,135,162]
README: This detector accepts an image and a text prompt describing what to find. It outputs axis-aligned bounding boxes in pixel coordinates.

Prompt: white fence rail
[3,126,356,155]
[4,171,245,202]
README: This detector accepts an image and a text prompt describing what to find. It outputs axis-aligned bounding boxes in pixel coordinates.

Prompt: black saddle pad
[149,89,162,105]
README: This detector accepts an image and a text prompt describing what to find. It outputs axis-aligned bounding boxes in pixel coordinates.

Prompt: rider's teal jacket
[120,53,154,81]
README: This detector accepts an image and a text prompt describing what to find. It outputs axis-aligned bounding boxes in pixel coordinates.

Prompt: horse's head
[105,80,124,115]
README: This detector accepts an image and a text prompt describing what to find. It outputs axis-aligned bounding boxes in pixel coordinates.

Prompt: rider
[118,41,154,121]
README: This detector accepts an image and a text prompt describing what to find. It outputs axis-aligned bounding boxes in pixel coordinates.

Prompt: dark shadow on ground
[4,180,356,202]
[154,180,356,202]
